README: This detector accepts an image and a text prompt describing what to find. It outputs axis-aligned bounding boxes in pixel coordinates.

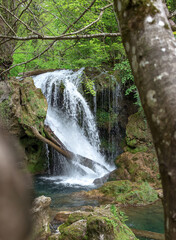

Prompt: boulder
[110,152,160,187]
[58,205,138,240]
[32,195,51,239]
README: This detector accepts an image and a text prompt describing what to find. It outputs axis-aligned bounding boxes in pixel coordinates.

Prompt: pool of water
[123,202,164,240]
[34,176,99,210]
[34,176,164,239]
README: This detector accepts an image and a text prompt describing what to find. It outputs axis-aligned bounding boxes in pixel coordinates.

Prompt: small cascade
[33,69,113,185]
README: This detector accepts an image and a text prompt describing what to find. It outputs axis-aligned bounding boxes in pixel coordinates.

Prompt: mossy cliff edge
[0,77,48,174]
[110,111,160,188]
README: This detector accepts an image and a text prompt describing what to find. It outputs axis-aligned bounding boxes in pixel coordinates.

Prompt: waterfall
[33,69,113,185]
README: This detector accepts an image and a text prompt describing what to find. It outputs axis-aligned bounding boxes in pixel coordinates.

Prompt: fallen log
[131,228,165,240]
[31,126,74,160]
[44,125,68,151]
[31,126,109,173]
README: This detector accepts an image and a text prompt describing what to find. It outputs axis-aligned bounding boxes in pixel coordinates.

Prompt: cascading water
[33,69,113,185]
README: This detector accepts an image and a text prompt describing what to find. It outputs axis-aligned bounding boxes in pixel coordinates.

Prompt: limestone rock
[32,195,51,239]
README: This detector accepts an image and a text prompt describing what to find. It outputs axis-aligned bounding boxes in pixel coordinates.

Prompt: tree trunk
[113,0,176,239]
[31,126,74,160]
[31,126,109,173]
[0,0,17,79]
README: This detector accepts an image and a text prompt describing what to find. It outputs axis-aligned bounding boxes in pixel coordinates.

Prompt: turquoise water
[34,176,99,210]
[124,202,164,240]
[34,177,164,239]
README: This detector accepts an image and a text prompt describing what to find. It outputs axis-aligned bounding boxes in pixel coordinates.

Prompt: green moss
[58,205,138,240]
[20,137,47,174]
[96,109,117,129]
[99,181,158,205]
[58,221,87,240]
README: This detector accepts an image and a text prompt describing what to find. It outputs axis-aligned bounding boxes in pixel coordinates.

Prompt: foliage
[10,0,125,76]
[83,76,96,96]
[114,59,144,111]
[96,109,117,129]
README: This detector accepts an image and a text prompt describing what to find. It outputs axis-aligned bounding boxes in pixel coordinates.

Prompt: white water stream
[33,69,113,185]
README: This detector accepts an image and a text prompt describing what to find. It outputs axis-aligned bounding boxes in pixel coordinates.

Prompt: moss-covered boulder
[109,111,161,187]
[0,77,48,174]
[57,205,138,240]
[74,180,158,206]
[125,112,154,153]
[109,152,160,187]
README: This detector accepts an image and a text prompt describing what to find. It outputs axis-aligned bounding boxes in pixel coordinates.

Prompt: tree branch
[0,14,16,35]
[0,4,41,36]
[0,32,121,41]
[62,0,97,34]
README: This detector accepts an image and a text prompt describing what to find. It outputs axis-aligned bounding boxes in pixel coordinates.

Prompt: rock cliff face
[110,112,160,187]
[83,67,137,161]
[0,77,48,173]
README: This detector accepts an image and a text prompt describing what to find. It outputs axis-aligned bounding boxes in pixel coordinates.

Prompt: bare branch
[0,14,16,35]
[0,4,41,36]
[0,32,121,41]
[63,8,105,37]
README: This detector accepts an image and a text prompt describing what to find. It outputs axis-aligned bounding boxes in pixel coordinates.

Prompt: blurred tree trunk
[113,0,176,239]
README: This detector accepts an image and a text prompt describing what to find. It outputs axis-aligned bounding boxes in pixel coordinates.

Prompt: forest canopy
[0,0,174,77]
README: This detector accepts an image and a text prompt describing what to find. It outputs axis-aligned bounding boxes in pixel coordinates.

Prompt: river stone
[93,173,110,186]
[54,211,72,222]
[32,195,51,238]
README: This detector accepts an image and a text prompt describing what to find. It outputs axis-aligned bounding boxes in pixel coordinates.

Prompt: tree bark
[113,0,176,239]
[31,126,74,160]
[0,0,17,79]
[31,126,109,173]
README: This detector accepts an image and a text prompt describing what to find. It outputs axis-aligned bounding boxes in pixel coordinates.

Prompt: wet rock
[93,173,110,186]
[32,195,51,239]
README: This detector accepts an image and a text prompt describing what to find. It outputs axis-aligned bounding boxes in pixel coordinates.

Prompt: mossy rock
[99,181,158,206]
[58,205,138,240]
[111,151,160,187]
[77,180,158,206]
[18,77,47,136]
[0,77,48,174]
[58,220,87,240]
[20,137,47,174]
[125,112,154,153]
